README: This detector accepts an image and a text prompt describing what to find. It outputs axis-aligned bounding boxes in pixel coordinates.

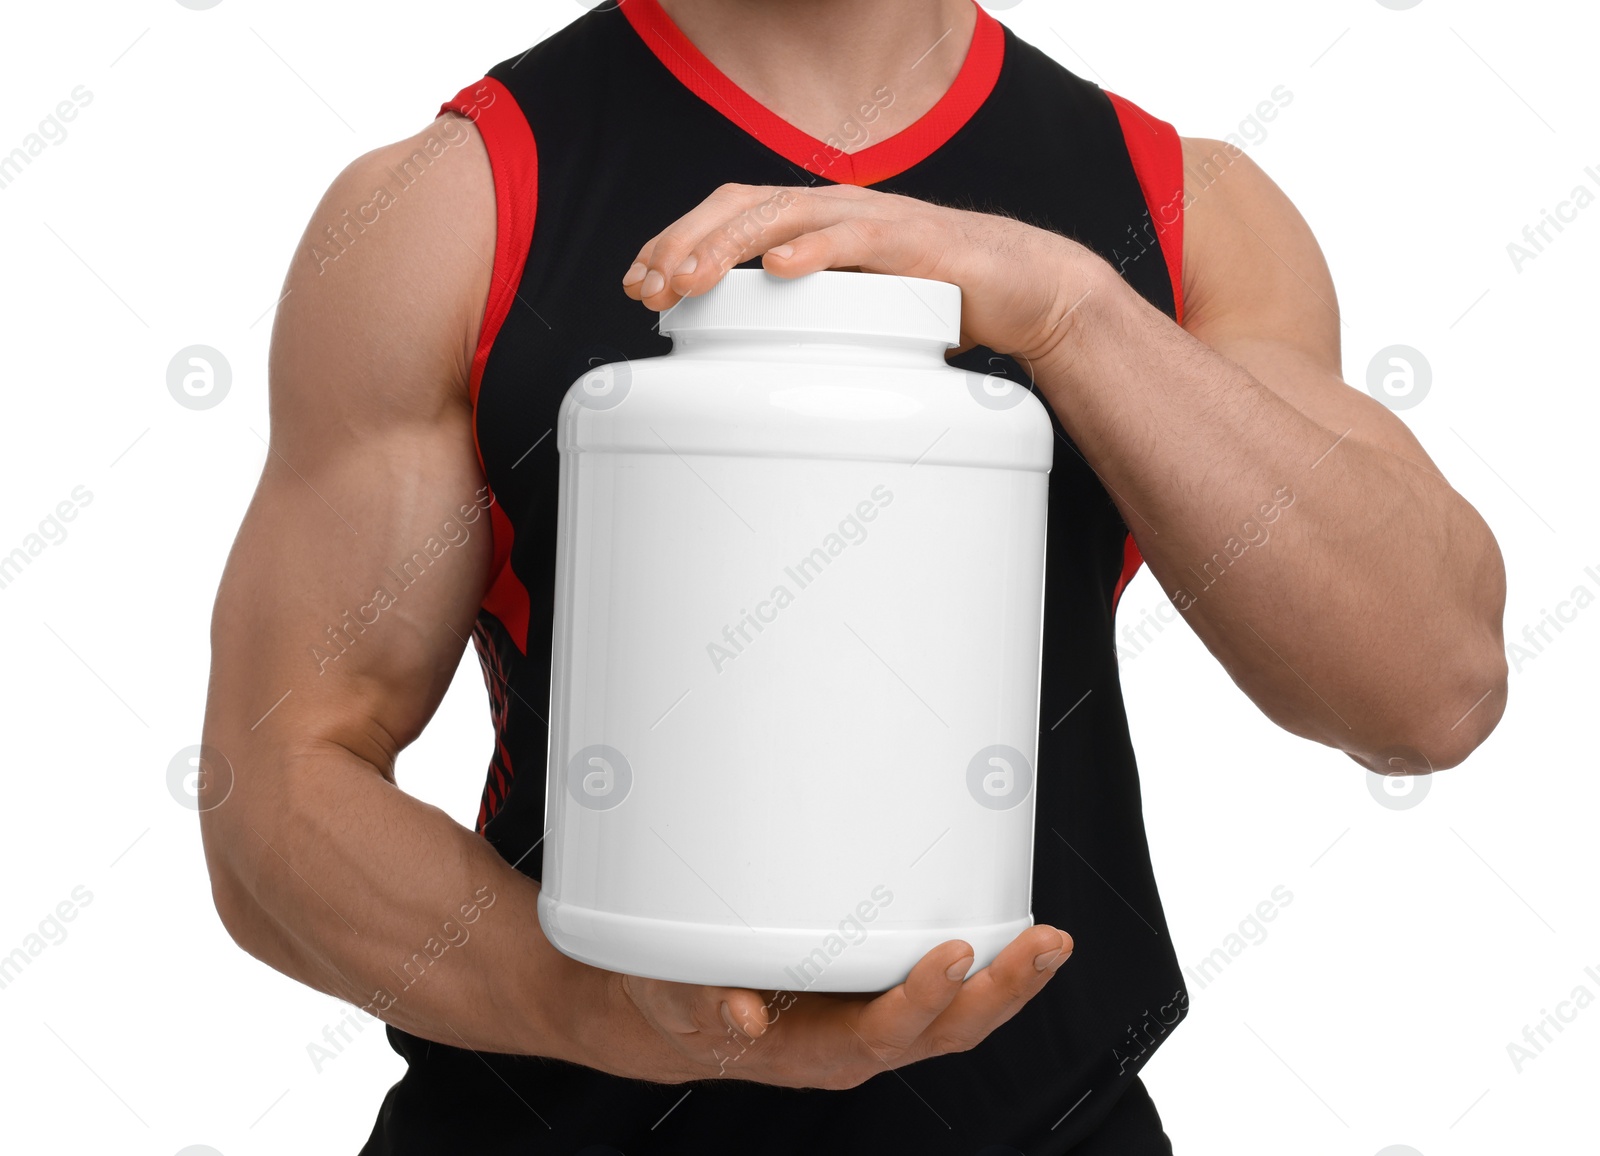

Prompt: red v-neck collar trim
[621,0,1005,186]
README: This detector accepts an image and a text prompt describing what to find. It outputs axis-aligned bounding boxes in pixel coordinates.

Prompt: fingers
[760,216,923,284]
[849,938,975,1054]
[622,183,890,312]
[914,924,1072,1057]
[623,975,773,1046]
[759,929,1065,1088]
[720,988,774,1042]
[622,183,795,309]
[620,182,1080,363]
[615,925,1070,1087]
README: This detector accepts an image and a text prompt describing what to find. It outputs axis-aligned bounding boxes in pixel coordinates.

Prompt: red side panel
[470,621,517,832]
[439,78,537,653]
[1103,91,1185,612]
[1111,530,1144,615]
[479,505,527,653]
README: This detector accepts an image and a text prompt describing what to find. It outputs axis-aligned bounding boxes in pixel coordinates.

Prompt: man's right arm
[199,117,603,1059]
[201,116,1073,1088]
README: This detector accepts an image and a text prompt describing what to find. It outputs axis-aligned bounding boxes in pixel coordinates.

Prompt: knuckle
[999,971,1042,1004]
[853,215,888,242]
[747,197,788,225]
[926,1029,980,1055]
[705,224,749,257]
[717,211,759,238]
[653,228,694,256]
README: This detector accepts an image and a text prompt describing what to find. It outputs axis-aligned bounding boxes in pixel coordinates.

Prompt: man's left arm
[622,149,1509,772]
[1028,137,1507,770]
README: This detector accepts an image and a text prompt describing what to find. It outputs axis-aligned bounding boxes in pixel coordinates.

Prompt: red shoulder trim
[622,0,1004,186]
[439,78,536,653]
[1103,91,1184,326]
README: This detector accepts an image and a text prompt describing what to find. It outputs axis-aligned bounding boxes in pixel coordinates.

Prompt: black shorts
[360,1070,1172,1155]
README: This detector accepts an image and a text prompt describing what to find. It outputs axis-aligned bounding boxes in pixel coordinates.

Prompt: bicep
[204,118,496,785]
[207,416,492,779]
[1178,136,1442,475]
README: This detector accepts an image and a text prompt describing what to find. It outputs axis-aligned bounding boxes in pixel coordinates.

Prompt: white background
[0,0,1594,1153]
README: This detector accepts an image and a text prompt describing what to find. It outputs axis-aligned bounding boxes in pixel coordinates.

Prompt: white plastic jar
[539,269,1054,992]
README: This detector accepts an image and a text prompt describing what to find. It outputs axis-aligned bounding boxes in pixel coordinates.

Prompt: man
[199,0,1508,1151]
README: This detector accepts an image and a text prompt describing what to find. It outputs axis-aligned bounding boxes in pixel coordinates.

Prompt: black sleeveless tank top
[364,2,1188,1151]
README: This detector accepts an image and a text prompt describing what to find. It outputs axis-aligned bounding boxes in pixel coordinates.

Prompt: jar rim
[658,269,961,348]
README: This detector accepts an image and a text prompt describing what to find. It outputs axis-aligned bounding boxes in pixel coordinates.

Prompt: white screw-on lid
[659,269,961,347]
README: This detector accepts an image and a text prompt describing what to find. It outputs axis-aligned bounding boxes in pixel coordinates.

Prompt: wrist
[525,945,601,1064]
[1023,249,1133,388]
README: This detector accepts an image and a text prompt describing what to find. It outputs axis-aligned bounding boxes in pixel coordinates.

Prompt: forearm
[204,742,598,1060]
[1033,262,1507,765]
